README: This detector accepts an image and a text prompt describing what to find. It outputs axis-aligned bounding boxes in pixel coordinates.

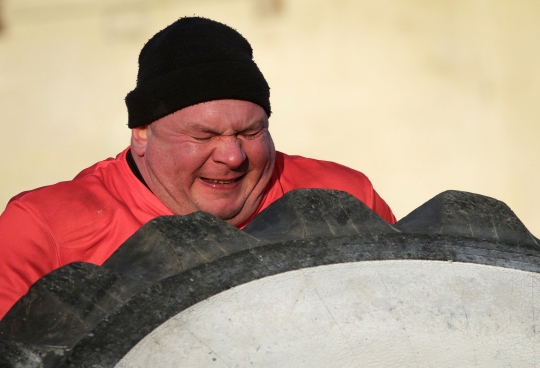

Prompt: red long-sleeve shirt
[0,148,394,319]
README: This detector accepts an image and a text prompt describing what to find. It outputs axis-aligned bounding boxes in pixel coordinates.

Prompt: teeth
[207,179,234,184]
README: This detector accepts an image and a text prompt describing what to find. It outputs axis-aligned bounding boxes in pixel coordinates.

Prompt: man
[0,17,395,319]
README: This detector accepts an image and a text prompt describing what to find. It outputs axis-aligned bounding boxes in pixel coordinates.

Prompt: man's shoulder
[7,149,130,216]
[72,148,130,181]
[271,151,395,223]
[276,151,371,185]
[272,151,376,205]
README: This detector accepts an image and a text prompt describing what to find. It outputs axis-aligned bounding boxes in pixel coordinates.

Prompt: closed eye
[192,135,213,142]
[241,129,264,140]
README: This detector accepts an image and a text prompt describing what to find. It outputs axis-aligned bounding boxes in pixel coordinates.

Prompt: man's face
[131,99,276,227]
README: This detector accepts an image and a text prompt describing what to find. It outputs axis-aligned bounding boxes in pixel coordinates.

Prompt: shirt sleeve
[0,200,59,320]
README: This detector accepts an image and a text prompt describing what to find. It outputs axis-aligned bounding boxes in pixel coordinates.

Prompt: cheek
[248,136,275,169]
[147,142,211,176]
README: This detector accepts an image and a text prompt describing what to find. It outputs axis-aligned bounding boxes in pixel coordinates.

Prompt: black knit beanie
[125,17,271,128]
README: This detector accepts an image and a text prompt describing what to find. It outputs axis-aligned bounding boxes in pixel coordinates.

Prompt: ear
[131,125,149,157]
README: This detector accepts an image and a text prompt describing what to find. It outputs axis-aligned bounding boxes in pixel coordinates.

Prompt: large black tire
[1,190,538,367]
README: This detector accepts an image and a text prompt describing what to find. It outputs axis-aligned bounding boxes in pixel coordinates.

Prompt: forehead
[155,100,268,132]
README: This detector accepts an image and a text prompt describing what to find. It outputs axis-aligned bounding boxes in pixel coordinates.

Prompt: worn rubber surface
[0,189,538,367]
[116,261,540,367]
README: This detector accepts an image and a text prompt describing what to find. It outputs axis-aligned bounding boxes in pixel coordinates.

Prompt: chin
[196,198,253,224]
[202,206,242,222]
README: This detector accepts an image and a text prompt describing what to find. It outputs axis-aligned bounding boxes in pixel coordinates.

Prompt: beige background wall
[1,0,539,235]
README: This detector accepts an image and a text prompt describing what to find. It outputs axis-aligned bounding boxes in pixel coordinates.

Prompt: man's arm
[0,200,59,320]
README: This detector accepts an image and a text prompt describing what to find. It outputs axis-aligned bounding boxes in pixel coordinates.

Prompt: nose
[211,136,247,169]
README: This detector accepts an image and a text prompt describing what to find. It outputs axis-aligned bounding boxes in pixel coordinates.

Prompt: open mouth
[201,175,244,185]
